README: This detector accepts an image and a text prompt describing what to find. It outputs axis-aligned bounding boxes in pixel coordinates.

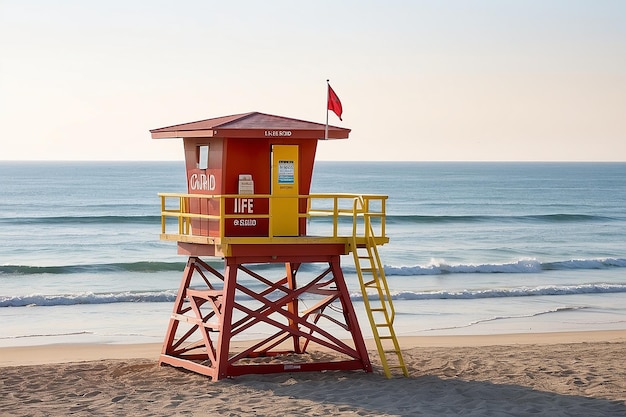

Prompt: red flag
[327,84,343,121]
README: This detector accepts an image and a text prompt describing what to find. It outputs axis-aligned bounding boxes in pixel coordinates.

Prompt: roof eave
[151,130,216,139]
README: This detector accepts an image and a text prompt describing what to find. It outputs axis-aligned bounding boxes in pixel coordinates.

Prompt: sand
[1,330,625,416]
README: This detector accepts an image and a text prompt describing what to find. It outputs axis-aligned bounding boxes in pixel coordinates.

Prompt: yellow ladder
[351,198,409,378]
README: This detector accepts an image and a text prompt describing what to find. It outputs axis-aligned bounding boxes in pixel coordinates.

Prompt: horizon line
[2,159,626,164]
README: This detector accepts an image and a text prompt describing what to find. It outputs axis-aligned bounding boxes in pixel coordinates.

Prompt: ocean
[1,161,625,347]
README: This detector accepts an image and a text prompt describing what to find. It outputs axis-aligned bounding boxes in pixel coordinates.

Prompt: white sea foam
[380,258,626,276]
[0,290,178,308]
[349,283,626,301]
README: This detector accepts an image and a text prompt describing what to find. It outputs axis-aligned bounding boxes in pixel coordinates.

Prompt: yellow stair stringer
[351,198,409,378]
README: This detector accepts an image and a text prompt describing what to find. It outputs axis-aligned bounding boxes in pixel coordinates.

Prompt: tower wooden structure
[151,112,407,380]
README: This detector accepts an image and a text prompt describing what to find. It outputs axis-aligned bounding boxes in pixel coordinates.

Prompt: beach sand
[1,330,625,416]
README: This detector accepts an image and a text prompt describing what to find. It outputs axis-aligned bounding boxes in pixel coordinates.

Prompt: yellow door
[271,145,299,236]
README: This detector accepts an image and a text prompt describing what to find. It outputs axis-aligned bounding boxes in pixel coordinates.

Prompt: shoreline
[2,329,624,367]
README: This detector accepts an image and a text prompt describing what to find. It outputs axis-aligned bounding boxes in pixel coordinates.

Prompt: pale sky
[1,1,624,161]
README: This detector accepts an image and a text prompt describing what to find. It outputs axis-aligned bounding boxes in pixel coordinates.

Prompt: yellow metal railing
[158,192,387,241]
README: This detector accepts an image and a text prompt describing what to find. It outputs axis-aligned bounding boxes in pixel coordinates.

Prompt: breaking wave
[2,258,625,277]
[381,258,626,276]
[3,283,626,308]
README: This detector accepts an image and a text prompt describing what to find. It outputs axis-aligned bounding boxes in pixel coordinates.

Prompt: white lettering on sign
[234,198,254,214]
[233,219,257,226]
[189,173,216,191]
[264,130,292,137]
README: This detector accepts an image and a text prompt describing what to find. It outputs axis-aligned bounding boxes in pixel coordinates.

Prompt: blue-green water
[1,161,625,346]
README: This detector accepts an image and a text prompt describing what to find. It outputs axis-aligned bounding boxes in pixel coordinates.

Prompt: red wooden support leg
[329,256,372,372]
[285,262,302,353]
[160,257,196,358]
[159,257,224,379]
[215,259,238,380]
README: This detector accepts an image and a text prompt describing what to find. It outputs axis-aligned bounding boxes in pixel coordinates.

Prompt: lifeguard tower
[150,112,407,380]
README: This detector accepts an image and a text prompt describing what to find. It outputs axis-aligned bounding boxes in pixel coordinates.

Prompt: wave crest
[351,283,626,301]
[0,261,187,275]
[3,283,626,308]
[402,283,626,299]
[0,290,178,307]
[382,258,626,276]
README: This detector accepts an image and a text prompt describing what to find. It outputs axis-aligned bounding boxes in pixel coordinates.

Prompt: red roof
[150,112,350,140]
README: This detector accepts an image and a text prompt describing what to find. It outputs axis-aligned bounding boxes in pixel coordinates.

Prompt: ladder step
[352,233,408,378]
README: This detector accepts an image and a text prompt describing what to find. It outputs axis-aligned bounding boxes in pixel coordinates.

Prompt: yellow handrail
[158,192,388,242]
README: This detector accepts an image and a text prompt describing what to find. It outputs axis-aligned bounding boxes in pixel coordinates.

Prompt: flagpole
[325,79,329,140]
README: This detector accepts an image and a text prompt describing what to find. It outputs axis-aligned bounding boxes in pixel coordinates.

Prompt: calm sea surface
[1,161,625,346]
